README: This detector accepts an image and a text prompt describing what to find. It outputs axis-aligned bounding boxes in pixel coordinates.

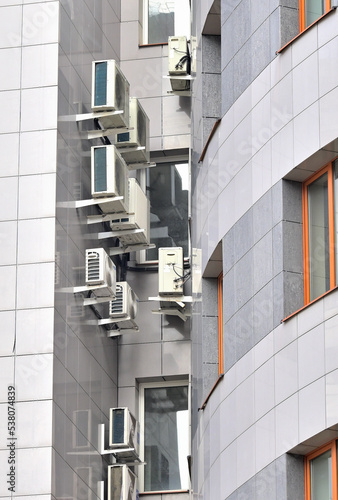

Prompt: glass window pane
[305,0,325,27]
[334,160,338,286]
[146,163,189,260]
[307,172,330,301]
[144,385,189,492]
[310,449,332,500]
[148,0,175,44]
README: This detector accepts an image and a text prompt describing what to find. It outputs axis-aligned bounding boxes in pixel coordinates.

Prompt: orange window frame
[305,440,338,499]
[218,272,223,375]
[299,0,331,32]
[302,162,336,305]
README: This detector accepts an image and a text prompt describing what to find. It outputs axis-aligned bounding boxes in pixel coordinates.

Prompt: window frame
[141,0,190,46]
[139,380,190,494]
[136,158,190,265]
[299,0,331,32]
[302,161,336,304]
[218,272,223,376]
[305,440,338,499]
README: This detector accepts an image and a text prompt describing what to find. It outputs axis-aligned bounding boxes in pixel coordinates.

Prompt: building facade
[1,0,338,499]
[191,0,338,499]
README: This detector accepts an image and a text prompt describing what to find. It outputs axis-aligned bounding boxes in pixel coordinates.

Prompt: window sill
[198,373,224,411]
[277,7,337,54]
[281,285,338,323]
[139,42,168,48]
[139,490,190,495]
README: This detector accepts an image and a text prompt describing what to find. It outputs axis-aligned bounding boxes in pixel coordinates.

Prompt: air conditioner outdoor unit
[115,97,150,164]
[110,178,150,245]
[91,59,130,129]
[168,36,190,92]
[85,248,116,298]
[109,282,137,320]
[107,464,137,500]
[158,247,184,295]
[109,407,140,461]
[91,145,129,214]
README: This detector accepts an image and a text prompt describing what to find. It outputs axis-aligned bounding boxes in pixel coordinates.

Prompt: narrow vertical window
[218,272,223,376]
[300,0,331,31]
[142,0,190,45]
[303,161,336,304]
[140,382,190,493]
[305,441,338,500]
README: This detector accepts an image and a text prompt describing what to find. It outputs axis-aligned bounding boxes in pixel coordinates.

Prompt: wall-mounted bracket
[149,295,193,321]
[109,243,155,256]
[59,109,124,122]
[152,307,190,322]
[57,195,124,209]
[126,160,157,170]
[98,424,144,465]
[57,284,115,305]
[97,228,145,240]
[98,317,139,333]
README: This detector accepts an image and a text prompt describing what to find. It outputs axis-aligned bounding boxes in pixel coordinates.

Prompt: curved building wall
[191,4,338,500]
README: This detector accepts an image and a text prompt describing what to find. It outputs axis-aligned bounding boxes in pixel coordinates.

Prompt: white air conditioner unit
[107,465,137,500]
[109,282,137,320]
[85,248,116,298]
[168,36,190,92]
[109,407,140,461]
[158,247,184,295]
[168,36,189,75]
[91,59,130,129]
[114,97,150,164]
[91,145,129,214]
[110,178,150,245]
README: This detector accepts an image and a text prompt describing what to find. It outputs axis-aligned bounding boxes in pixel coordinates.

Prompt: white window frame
[139,380,191,493]
[141,0,191,45]
[137,157,190,265]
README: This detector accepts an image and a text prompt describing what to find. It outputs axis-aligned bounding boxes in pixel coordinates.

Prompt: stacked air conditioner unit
[158,247,184,295]
[110,178,150,246]
[109,407,140,461]
[114,97,150,165]
[109,282,138,321]
[85,248,116,298]
[107,464,137,500]
[91,145,129,214]
[168,36,190,91]
[91,60,130,129]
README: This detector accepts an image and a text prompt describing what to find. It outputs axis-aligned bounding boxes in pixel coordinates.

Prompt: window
[138,161,189,263]
[142,0,190,45]
[305,440,338,499]
[299,0,331,31]
[218,272,223,376]
[302,160,338,304]
[139,381,190,493]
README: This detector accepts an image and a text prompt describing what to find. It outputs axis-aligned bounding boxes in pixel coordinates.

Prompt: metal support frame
[149,295,193,321]
[109,243,155,256]
[98,317,139,332]
[97,228,145,240]
[152,307,190,322]
[57,284,115,306]
[98,424,144,465]
[58,109,133,139]
[57,195,124,209]
[126,160,156,170]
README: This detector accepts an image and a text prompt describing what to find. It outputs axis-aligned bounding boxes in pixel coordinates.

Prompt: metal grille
[110,284,123,315]
[87,253,100,282]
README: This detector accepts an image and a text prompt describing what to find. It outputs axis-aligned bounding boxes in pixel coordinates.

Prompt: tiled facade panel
[0,1,58,497]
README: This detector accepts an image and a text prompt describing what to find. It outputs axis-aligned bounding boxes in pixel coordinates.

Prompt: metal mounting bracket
[109,243,156,256]
[57,195,124,209]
